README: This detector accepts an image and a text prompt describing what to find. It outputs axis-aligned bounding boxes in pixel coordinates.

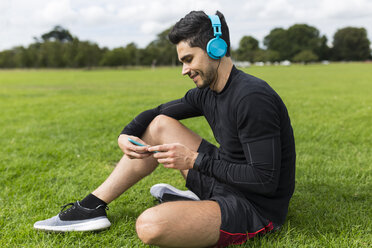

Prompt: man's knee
[148,114,177,138]
[135,208,164,245]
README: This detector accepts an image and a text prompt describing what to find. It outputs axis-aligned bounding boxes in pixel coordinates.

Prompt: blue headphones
[206,15,228,59]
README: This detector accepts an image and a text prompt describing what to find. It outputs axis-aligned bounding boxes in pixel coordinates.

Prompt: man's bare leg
[92,115,202,203]
[92,115,221,247]
[136,200,221,247]
[92,155,157,203]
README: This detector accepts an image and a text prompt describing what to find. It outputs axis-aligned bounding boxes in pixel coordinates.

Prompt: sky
[1,0,372,51]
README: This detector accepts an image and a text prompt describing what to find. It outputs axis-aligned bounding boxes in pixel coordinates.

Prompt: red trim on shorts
[214,222,274,248]
[247,221,273,239]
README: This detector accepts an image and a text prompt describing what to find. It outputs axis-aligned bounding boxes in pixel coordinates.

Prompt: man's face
[176,41,217,89]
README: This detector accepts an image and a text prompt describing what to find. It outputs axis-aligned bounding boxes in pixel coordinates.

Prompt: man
[34,10,296,247]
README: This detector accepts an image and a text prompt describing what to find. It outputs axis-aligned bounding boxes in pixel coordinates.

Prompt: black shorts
[186,139,274,247]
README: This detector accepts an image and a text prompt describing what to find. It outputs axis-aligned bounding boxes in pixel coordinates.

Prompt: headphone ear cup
[207,37,227,59]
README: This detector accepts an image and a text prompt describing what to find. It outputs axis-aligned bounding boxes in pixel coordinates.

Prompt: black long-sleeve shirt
[121,66,296,225]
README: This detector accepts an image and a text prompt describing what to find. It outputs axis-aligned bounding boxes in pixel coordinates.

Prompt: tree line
[235,24,371,63]
[0,24,370,68]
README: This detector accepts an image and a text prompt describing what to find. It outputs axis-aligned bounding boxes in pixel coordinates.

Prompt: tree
[0,26,107,68]
[40,41,65,67]
[125,43,140,66]
[315,35,331,61]
[252,50,280,62]
[264,24,327,61]
[62,38,80,67]
[0,50,16,67]
[41,25,73,42]
[73,41,103,68]
[144,27,178,66]
[292,50,318,64]
[332,27,371,61]
[12,46,31,67]
[287,24,321,58]
[41,26,73,42]
[235,36,259,62]
[264,28,290,60]
[100,47,128,66]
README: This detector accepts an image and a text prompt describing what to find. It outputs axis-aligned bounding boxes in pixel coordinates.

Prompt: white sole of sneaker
[34,217,111,232]
[150,183,200,201]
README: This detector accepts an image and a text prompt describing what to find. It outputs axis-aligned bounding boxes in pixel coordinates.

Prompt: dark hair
[168,10,231,57]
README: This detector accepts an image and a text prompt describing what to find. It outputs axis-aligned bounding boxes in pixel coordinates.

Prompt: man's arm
[120,88,203,138]
[148,136,281,196]
[118,88,203,159]
[194,136,281,195]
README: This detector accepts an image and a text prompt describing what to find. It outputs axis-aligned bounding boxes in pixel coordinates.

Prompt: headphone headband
[208,15,222,37]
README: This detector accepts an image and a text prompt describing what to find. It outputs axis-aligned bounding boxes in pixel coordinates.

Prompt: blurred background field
[0,63,371,247]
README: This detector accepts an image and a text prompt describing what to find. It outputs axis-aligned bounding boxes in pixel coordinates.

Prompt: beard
[195,64,218,90]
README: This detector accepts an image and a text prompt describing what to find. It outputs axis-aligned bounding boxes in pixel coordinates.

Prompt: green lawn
[0,63,371,247]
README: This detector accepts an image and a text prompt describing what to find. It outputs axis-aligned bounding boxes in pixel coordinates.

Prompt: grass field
[0,63,371,247]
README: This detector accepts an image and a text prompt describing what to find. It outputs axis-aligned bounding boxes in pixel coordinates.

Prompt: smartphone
[128,138,158,153]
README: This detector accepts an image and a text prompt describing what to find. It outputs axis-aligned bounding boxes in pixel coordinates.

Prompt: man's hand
[118,134,152,159]
[148,143,198,170]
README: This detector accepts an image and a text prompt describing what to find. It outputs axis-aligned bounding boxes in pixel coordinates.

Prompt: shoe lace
[96,204,109,211]
[59,202,75,215]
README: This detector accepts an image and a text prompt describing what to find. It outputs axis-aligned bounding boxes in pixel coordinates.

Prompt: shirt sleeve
[194,93,282,195]
[237,93,281,143]
[120,88,203,137]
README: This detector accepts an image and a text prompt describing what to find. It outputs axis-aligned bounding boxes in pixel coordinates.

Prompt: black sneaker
[33,201,111,232]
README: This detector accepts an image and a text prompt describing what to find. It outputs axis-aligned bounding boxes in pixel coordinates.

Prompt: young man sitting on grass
[34,10,296,248]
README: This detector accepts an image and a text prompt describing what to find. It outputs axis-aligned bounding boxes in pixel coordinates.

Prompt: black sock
[80,193,107,209]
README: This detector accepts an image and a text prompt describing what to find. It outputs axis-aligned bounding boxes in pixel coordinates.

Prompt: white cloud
[258,0,296,19]
[319,0,372,19]
[1,0,371,51]
[41,0,78,25]
[79,5,112,25]
[116,0,222,40]
[140,21,165,34]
